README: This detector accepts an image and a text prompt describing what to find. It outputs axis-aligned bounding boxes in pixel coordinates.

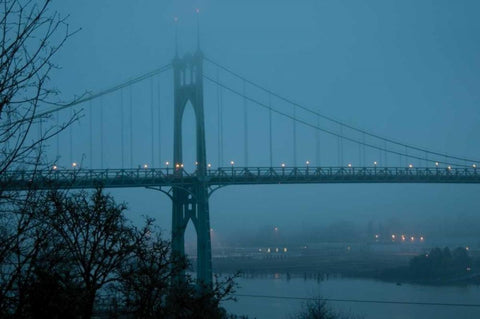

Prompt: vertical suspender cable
[120,89,124,169]
[129,85,134,167]
[100,97,104,169]
[378,145,382,167]
[157,75,162,166]
[362,132,366,167]
[340,125,343,166]
[89,101,93,168]
[405,146,408,167]
[243,80,248,167]
[150,77,155,167]
[69,109,73,165]
[358,142,361,167]
[268,93,273,167]
[216,69,223,167]
[316,115,320,166]
[384,141,388,167]
[38,118,43,156]
[293,105,297,166]
[56,111,60,162]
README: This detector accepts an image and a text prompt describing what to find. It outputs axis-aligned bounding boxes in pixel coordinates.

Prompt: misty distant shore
[211,245,480,286]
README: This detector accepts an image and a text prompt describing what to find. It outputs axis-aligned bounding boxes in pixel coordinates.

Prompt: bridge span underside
[2,166,480,191]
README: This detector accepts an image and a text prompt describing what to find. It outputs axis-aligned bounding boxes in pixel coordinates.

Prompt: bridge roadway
[2,166,480,191]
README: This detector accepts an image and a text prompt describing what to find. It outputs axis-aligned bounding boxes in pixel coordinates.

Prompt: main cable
[37,63,172,118]
[203,74,469,167]
[204,57,479,165]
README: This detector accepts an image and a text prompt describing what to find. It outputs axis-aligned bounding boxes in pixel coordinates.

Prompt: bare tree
[45,188,148,319]
[0,1,76,315]
[0,0,75,175]
[115,226,188,318]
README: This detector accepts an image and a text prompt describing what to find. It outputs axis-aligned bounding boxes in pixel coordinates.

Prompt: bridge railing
[207,166,480,184]
[1,166,479,190]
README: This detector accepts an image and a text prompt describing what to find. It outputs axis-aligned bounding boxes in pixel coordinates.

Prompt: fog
[49,1,480,246]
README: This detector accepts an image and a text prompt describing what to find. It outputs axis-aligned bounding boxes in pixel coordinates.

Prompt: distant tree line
[408,247,472,282]
[380,246,476,284]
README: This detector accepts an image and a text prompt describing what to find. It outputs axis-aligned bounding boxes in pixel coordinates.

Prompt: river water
[222,276,480,318]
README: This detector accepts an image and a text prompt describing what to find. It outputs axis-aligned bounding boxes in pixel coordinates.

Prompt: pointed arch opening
[181,100,197,173]
[184,218,197,260]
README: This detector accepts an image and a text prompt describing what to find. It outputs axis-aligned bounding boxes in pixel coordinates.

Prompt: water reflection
[223,277,480,319]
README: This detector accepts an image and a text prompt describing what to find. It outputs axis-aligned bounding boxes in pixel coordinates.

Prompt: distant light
[447,166,452,170]
[473,164,477,168]
[175,163,180,168]
[435,162,439,167]
[208,163,212,168]
[283,247,287,252]
[281,163,286,167]
[401,235,406,241]
[72,162,77,168]
[375,234,379,239]
[348,163,352,168]
[420,236,424,241]
[275,248,279,253]
[408,164,413,168]
[391,234,396,240]
[373,161,377,166]
[195,161,198,166]
[230,160,235,166]
[466,246,470,251]
[52,165,57,170]
[267,248,271,253]
[143,164,148,169]
[180,163,184,168]
[306,160,310,165]
[467,267,471,271]
[410,236,415,241]
[274,227,278,232]
[165,161,169,166]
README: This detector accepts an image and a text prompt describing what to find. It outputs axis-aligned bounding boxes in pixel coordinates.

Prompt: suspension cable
[203,74,470,167]
[204,57,479,165]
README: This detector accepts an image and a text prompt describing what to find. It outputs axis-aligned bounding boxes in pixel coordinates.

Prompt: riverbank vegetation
[379,247,480,285]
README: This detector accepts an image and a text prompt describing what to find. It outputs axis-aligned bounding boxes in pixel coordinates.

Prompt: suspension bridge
[2,46,480,286]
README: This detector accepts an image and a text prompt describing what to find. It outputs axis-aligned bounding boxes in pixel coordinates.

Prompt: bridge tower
[171,49,212,286]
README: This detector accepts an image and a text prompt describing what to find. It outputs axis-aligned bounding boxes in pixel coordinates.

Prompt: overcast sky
[47,1,480,244]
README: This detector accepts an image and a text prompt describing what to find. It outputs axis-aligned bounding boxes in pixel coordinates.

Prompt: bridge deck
[2,167,480,191]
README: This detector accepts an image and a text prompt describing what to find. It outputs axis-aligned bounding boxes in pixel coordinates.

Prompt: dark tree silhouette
[45,188,146,319]
[0,1,75,315]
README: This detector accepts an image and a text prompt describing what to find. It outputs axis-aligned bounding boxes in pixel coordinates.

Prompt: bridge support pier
[171,50,212,287]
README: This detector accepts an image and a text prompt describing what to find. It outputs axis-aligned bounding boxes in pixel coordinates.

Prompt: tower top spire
[196,8,201,51]
[174,16,179,57]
